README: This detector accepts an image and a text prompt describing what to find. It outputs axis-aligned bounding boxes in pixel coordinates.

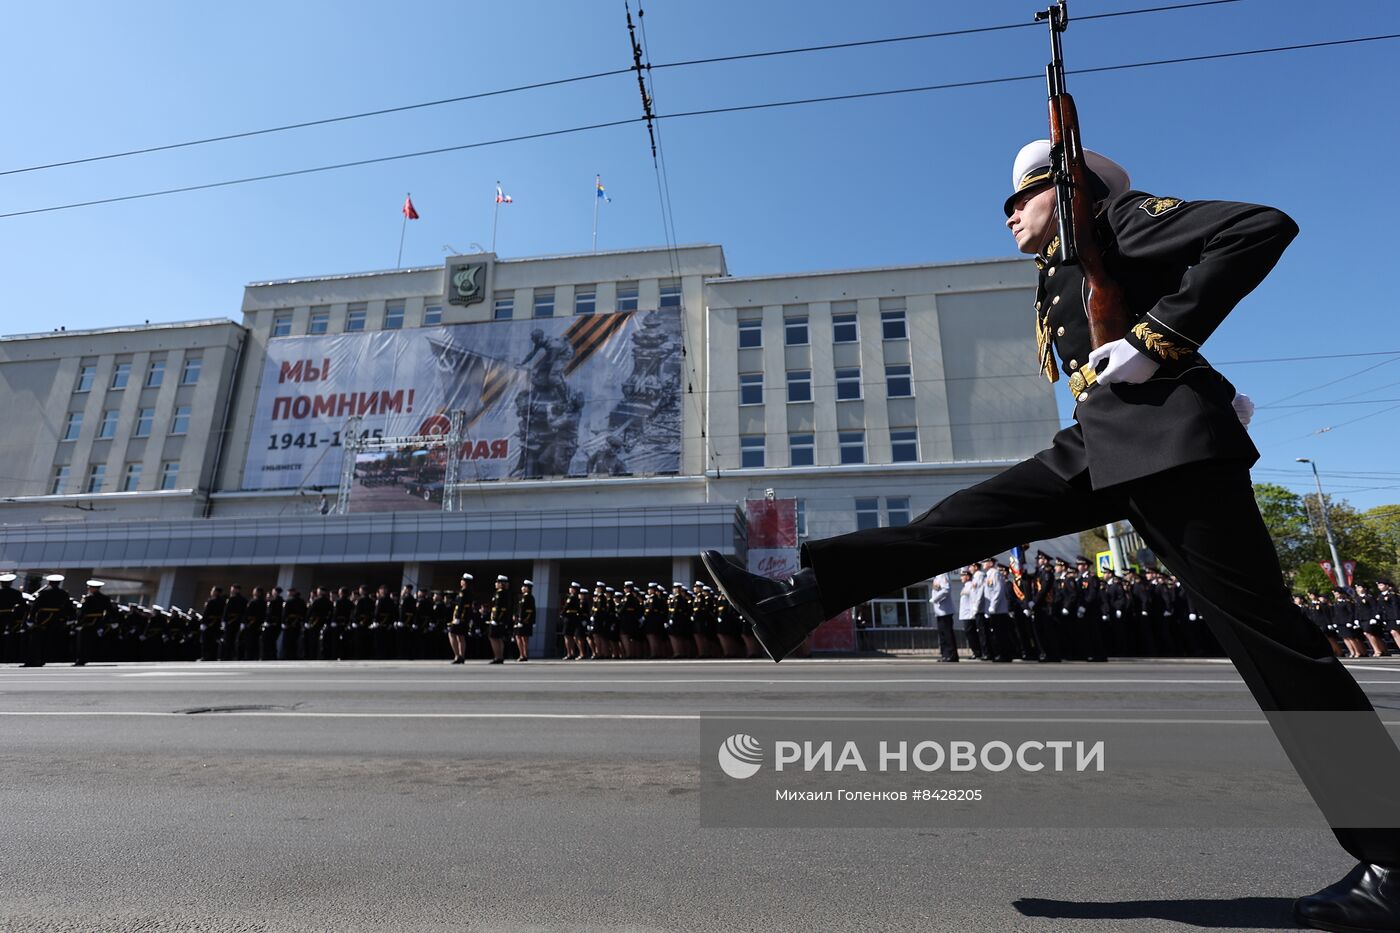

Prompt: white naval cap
[1004,139,1131,217]
[595,580,606,587]
[569,581,581,588]
[672,581,684,587]
[44,574,65,583]
[86,579,105,588]
[522,579,533,587]
[624,580,635,586]
[606,587,616,592]
[496,574,508,581]
[0,573,16,583]
[461,573,474,580]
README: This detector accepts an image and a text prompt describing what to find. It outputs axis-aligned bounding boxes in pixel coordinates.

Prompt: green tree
[1253,483,1313,576]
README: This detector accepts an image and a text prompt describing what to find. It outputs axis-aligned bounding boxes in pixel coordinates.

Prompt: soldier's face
[1006,186,1057,254]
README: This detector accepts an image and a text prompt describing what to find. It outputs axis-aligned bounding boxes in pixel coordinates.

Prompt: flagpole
[492,180,501,253]
[397,192,410,269]
[592,175,600,253]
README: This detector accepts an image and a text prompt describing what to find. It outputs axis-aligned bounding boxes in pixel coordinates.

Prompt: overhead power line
[0,0,1241,179]
[2,33,1396,221]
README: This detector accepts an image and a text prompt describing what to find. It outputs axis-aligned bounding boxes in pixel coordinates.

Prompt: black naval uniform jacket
[1033,190,1297,489]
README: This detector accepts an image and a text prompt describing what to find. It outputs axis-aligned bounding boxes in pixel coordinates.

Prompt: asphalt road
[4,657,1400,932]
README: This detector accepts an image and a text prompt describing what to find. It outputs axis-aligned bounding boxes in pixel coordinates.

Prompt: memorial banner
[241,309,683,492]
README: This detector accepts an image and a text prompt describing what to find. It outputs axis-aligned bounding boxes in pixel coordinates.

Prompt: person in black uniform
[486,575,511,664]
[642,583,668,659]
[0,573,27,665]
[713,590,744,659]
[221,584,247,661]
[1074,556,1107,662]
[246,585,267,658]
[666,583,692,659]
[198,586,224,662]
[304,587,329,660]
[560,582,587,660]
[1051,559,1078,658]
[280,588,306,660]
[1101,572,1128,656]
[369,585,395,660]
[26,574,74,667]
[1378,581,1400,655]
[703,138,1400,929]
[73,580,112,667]
[1333,589,1363,660]
[263,587,285,661]
[448,574,473,664]
[1355,584,1390,659]
[395,585,417,660]
[513,580,535,662]
[618,581,646,659]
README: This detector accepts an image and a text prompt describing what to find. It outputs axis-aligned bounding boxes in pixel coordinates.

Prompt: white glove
[1061,608,1069,616]
[1188,613,1197,621]
[1076,607,1086,618]
[1232,392,1255,427]
[1114,610,1122,619]
[1088,338,1160,386]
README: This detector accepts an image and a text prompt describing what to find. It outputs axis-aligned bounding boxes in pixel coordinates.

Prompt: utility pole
[1297,457,1348,588]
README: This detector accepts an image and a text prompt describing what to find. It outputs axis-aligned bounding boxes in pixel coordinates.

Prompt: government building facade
[0,244,1069,652]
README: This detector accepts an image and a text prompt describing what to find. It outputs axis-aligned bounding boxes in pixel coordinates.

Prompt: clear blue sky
[2,0,1396,509]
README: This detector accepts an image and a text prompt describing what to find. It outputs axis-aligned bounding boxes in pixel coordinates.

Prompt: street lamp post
[1296,457,1348,589]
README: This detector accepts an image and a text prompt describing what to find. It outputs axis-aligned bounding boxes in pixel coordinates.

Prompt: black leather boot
[701,550,826,662]
[1295,863,1400,932]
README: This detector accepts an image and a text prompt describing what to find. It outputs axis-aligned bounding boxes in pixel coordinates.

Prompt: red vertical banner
[1319,561,1337,586]
[743,498,854,653]
[1342,561,1357,587]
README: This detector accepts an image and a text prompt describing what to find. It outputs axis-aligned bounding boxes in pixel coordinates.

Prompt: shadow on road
[1014,896,1295,929]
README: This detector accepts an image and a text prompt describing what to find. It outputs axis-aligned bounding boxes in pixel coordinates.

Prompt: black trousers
[802,455,1400,867]
[934,613,958,660]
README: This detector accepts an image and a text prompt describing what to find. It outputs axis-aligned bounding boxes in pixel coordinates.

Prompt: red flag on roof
[402,195,420,220]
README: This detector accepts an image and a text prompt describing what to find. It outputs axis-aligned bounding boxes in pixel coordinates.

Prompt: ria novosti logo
[718,733,764,779]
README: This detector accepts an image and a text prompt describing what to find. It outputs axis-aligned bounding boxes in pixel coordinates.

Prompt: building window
[839,430,866,465]
[422,304,442,326]
[383,301,405,330]
[740,435,765,468]
[886,364,913,398]
[739,373,764,406]
[170,406,191,435]
[785,315,809,346]
[134,408,154,437]
[272,310,293,337]
[886,496,911,527]
[75,364,96,393]
[738,317,762,349]
[181,357,202,385]
[160,461,180,490]
[86,463,106,494]
[835,367,862,401]
[111,362,131,389]
[891,428,918,463]
[62,412,82,441]
[123,462,143,492]
[856,496,880,531]
[881,308,908,340]
[795,498,808,538]
[493,294,514,320]
[97,409,119,439]
[832,313,858,343]
[616,283,639,312]
[533,290,555,318]
[787,370,812,403]
[51,465,69,495]
[309,307,329,334]
[146,359,165,388]
[789,434,815,467]
[346,304,367,332]
[574,288,596,316]
[659,280,682,310]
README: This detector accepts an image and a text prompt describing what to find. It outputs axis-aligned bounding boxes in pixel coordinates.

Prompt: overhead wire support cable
[0,0,1242,180]
[4,33,1399,220]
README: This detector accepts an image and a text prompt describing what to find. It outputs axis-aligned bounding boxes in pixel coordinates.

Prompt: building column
[276,564,316,597]
[403,562,434,594]
[671,556,694,589]
[528,558,558,658]
[155,568,201,612]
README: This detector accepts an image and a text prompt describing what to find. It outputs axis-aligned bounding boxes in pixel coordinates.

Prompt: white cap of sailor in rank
[1003,139,1131,217]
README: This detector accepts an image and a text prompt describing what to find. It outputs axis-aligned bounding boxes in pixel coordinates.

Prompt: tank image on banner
[241,309,683,496]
